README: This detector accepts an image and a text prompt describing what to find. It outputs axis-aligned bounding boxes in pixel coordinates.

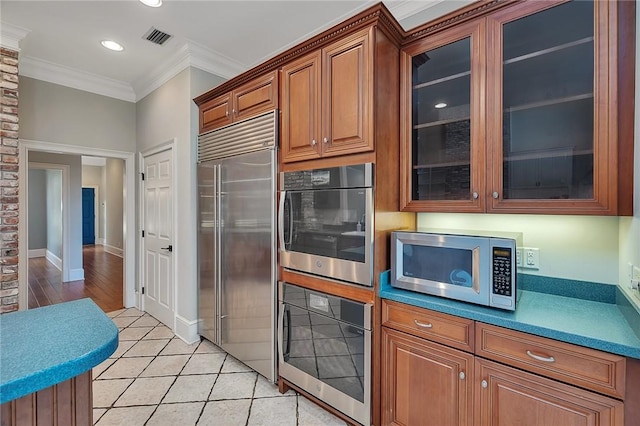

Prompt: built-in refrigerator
[197,111,277,381]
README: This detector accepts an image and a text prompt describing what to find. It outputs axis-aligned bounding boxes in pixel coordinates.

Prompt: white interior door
[143,148,174,327]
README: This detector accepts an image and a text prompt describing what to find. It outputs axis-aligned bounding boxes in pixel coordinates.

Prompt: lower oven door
[278,283,371,425]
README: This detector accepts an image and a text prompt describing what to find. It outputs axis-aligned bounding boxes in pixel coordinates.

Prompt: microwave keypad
[492,248,512,297]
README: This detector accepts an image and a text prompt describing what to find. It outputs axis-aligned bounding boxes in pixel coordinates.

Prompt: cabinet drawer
[476,322,626,399]
[382,300,474,352]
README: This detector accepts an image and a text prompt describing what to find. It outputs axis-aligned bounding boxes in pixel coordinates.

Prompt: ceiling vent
[143,27,173,45]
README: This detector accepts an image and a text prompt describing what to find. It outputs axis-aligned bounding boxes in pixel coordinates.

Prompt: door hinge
[141,172,145,181]
[141,287,145,295]
[141,230,145,238]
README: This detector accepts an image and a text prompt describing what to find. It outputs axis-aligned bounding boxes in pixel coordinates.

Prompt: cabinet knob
[459,372,465,380]
[481,380,488,388]
[311,139,317,146]
[233,108,236,115]
[226,111,229,117]
[472,192,479,199]
[323,137,329,144]
[492,191,499,199]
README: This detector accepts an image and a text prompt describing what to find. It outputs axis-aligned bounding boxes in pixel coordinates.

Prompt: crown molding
[385,0,446,20]
[0,21,31,51]
[132,40,246,101]
[19,56,136,102]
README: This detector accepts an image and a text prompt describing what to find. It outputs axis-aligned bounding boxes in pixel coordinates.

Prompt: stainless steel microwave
[391,231,521,310]
[279,163,373,286]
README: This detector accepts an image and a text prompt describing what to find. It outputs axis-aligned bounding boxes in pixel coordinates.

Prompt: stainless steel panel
[218,148,276,381]
[197,162,218,344]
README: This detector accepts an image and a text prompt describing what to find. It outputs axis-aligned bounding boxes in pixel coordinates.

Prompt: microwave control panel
[492,247,513,297]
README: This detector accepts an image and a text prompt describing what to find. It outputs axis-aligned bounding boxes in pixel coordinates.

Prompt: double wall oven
[279,163,374,287]
[278,163,374,424]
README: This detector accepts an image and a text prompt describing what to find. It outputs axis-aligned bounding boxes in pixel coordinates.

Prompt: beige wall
[19,77,136,152]
[105,159,124,250]
[136,67,225,337]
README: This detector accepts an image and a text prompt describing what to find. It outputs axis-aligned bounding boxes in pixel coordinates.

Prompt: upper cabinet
[400,0,634,215]
[199,71,278,133]
[280,28,374,163]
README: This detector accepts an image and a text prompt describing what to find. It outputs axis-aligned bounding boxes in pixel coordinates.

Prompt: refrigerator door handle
[216,163,223,344]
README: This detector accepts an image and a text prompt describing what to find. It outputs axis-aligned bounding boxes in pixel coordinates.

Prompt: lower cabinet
[382,327,473,426]
[476,358,623,426]
[381,300,627,426]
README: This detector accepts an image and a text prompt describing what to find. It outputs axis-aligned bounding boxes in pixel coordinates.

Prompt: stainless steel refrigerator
[197,111,277,381]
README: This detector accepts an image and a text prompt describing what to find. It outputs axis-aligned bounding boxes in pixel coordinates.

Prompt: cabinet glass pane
[412,37,471,201]
[502,1,594,200]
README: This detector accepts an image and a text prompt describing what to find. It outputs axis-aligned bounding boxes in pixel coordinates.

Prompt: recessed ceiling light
[101,40,124,52]
[434,102,447,109]
[140,0,162,7]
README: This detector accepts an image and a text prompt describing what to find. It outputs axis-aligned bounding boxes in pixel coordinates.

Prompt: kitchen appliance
[278,282,371,425]
[391,230,521,310]
[279,164,373,286]
[197,110,277,381]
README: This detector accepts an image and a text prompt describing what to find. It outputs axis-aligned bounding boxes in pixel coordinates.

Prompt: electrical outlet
[520,247,540,270]
[516,248,523,267]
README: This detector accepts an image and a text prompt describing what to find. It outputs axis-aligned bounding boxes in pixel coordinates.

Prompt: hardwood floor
[28,245,124,313]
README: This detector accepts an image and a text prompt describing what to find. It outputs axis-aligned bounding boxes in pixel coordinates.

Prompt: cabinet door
[476,358,623,426]
[486,0,617,214]
[321,28,374,158]
[382,327,473,426]
[280,52,322,163]
[200,93,232,133]
[400,20,486,212]
[232,70,278,122]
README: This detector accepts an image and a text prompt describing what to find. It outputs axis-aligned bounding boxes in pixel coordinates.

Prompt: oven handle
[277,302,291,363]
[278,191,287,250]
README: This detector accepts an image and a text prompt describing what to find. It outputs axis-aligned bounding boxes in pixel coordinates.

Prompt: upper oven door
[279,164,373,286]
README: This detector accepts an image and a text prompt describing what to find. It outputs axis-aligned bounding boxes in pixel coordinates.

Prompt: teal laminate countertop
[0,298,118,404]
[380,272,640,360]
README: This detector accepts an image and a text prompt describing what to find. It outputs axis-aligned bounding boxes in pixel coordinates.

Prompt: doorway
[18,140,136,310]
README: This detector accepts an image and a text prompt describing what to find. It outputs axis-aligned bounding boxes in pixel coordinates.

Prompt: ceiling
[0,0,474,102]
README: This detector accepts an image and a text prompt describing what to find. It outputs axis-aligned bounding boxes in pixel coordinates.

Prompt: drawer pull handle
[414,319,433,329]
[526,350,555,363]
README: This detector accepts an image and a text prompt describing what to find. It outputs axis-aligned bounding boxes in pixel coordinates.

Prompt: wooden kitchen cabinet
[199,70,278,133]
[381,300,634,426]
[382,327,474,426]
[476,358,624,426]
[400,0,633,215]
[280,28,373,163]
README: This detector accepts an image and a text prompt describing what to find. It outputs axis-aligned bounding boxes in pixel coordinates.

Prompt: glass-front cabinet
[401,0,628,215]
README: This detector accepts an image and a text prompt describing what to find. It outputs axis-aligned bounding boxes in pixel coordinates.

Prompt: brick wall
[1,47,19,313]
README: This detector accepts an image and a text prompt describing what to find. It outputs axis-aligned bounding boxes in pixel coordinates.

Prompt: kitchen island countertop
[380,272,640,359]
[0,298,118,404]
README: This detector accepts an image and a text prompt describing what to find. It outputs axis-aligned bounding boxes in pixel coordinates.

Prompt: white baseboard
[175,314,200,344]
[29,248,46,258]
[69,268,84,281]
[96,238,105,245]
[104,244,123,258]
[46,250,62,270]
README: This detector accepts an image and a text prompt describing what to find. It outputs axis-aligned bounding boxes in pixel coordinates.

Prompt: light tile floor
[94,308,348,426]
